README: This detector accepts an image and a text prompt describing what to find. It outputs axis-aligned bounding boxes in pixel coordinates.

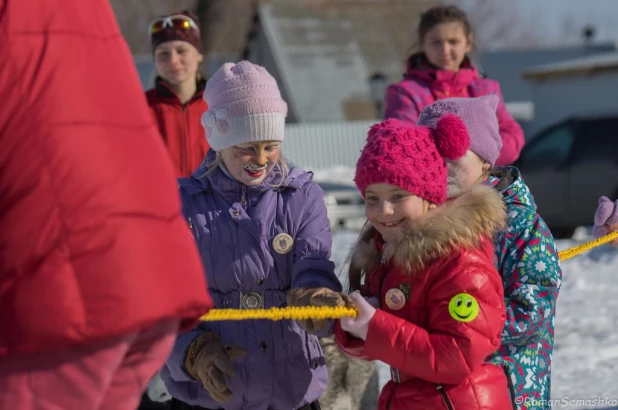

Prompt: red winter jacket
[336,186,513,410]
[146,77,210,177]
[384,54,525,166]
[0,0,213,356]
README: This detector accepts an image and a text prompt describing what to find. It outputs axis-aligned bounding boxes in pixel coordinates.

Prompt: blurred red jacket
[0,0,213,356]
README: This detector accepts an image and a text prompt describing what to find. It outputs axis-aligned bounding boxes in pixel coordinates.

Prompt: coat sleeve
[497,210,562,346]
[291,182,342,292]
[363,252,506,385]
[494,84,525,166]
[290,182,343,337]
[383,83,421,123]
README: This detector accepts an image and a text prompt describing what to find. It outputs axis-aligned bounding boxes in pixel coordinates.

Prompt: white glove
[340,292,377,341]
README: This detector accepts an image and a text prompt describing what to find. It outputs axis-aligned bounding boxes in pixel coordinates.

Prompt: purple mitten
[593,196,618,238]
[340,292,376,341]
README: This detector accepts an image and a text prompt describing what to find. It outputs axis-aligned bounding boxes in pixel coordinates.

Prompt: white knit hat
[201,61,288,151]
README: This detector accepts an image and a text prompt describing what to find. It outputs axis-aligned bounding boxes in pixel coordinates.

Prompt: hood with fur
[350,184,507,279]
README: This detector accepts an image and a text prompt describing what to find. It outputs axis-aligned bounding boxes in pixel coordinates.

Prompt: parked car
[514,113,618,238]
[317,181,366,229]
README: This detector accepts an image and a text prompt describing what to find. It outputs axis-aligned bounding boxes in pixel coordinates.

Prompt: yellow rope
[557,231,618,262]
[200,306,356,321]
[199,231,618,322]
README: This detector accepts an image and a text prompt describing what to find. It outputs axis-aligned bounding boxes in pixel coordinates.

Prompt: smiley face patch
[448,293,479,322]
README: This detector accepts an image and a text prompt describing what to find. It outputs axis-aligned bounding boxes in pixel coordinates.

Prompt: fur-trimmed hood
[350,184,507,279]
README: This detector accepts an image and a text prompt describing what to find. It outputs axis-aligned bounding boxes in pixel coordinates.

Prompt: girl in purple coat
[162,61,348,410]
[384,5,525,165]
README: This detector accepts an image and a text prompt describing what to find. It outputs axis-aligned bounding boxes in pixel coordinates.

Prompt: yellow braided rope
[199,231,618,322]
[200,306,356,322]
[557,231,618,261]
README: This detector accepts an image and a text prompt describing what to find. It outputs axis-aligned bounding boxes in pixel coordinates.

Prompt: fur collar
[350,185,507,276]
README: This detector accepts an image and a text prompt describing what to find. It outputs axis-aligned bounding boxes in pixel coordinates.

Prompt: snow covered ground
[331,226,618,410]
[549,229,618,410]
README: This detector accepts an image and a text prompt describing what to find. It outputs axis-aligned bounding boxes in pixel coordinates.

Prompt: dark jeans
[169,398,321,410]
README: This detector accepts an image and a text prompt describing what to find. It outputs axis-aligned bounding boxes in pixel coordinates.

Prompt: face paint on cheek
[239,160,278,185]
[242,161,270,180]
[447,163,465,185]
[243,162,268,173]
[446,162,469,198]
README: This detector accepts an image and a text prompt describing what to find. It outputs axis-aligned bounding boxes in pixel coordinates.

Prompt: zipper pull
[241,186,247,207]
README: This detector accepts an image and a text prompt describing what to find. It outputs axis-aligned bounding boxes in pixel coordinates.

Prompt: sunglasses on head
[148,15,199,35]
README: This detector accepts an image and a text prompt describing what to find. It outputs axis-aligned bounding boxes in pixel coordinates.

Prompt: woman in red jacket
[383,5,524,165]
[334,115,512,409]
[146,10,210,177]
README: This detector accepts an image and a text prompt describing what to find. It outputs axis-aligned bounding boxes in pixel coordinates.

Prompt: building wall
[248,24,299,123]
[527,71,618,138]
[283,120,376,170]
[251,0,437,124]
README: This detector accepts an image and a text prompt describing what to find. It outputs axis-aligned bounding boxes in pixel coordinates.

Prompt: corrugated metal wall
[527,71,618,137]
[283,120,376,170]
[281,102,539,171]
[257,1,437,123]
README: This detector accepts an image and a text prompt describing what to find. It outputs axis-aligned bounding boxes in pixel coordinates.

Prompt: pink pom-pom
[434,113,470,160]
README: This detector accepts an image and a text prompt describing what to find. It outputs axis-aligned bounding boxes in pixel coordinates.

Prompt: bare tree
[451,0,543,50]
[195,0,257,75]
[558,15,582,47]
[196,0,256,55]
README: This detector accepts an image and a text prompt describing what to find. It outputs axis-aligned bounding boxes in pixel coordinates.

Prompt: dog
[318,337,379,410]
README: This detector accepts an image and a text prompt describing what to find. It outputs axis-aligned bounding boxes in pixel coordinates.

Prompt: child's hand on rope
[184,331,246,403]
[340,292,377,341]
[286,287,354,334]
[593,196,618,247]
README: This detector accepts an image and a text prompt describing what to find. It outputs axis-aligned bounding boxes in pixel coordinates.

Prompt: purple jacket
[161,151,342,409]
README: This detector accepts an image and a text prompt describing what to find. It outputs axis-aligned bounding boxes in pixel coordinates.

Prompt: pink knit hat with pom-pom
[355,116,470,205]
[417,95,502,166]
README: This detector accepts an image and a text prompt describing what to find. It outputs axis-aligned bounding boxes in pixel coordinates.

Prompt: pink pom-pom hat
[354,116,469,205]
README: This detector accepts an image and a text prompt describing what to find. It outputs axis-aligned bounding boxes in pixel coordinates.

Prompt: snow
[312,166,358,186]
[549,228,618,409]
[330,225,618,410]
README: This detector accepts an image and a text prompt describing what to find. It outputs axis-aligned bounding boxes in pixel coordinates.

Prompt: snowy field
[331,226,618,410]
